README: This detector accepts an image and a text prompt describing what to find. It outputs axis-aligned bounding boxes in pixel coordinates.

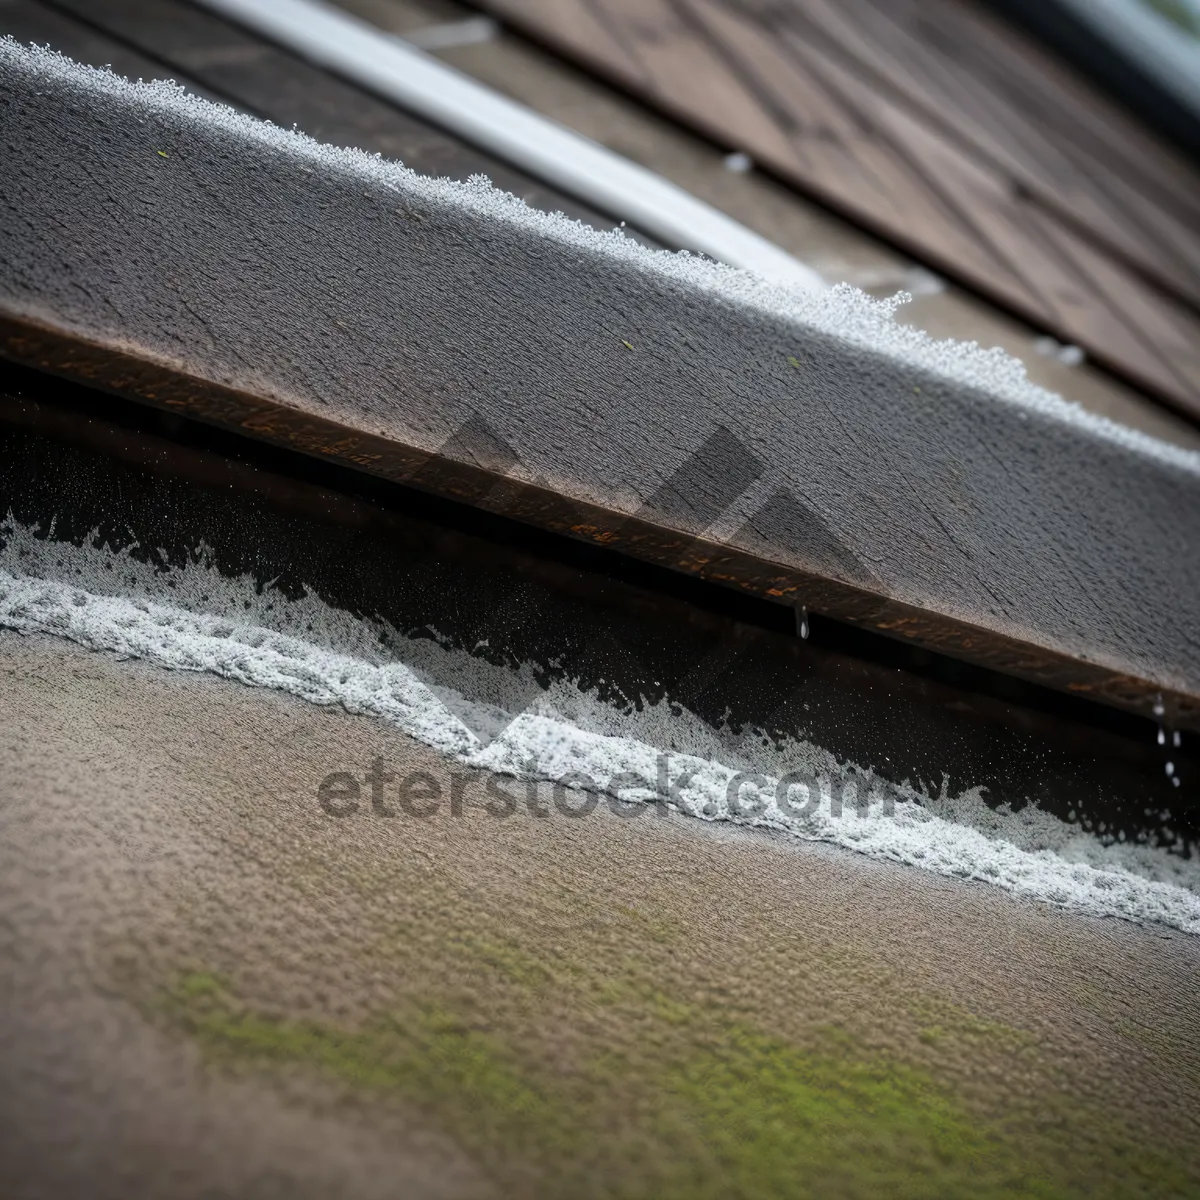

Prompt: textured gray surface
[1,43,1198,717]
[2,630,1199,1198]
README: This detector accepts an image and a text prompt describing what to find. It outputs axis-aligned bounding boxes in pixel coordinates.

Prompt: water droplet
[1165,761,1175,777]
[724,151,753,173]
[1153,694,1165,718]
[1157,727,1166,745]
[1173,730,1181,747]
[797,605,809,640]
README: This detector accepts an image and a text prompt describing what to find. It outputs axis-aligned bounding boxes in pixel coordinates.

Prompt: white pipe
[402,17,499,51]
[191,0,824,289]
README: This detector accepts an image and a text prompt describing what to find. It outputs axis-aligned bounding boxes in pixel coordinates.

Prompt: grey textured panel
[2,44,1199,725]
[16,0,652,243]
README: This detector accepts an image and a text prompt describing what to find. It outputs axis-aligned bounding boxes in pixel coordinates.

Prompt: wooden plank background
[475,0,1200,420]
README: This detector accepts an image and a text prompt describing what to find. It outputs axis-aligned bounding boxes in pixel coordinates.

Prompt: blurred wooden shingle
[478,0,1200,419]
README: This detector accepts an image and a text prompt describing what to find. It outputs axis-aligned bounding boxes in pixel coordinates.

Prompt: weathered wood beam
[2,42,1198,728]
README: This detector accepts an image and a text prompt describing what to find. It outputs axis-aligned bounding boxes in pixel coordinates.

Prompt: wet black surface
[2,363,1195,857]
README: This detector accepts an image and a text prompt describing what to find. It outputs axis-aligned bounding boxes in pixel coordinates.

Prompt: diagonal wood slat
[478,0,1200,420]
[587,0,803,168]
[888,0,1200,225]
[792,0,1200,310]
[683,0,1047,315]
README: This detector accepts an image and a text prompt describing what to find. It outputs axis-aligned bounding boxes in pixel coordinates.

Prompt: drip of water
[1155,698,1182,785]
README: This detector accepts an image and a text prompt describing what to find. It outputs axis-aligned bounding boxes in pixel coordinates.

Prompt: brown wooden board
[475,0,1200,421]
[3,39,1200,728]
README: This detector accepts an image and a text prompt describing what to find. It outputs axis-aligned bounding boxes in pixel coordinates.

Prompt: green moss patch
[162,969,1193,1199]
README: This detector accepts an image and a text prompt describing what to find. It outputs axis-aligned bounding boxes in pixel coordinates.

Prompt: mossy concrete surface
[2,629,1199,1198]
